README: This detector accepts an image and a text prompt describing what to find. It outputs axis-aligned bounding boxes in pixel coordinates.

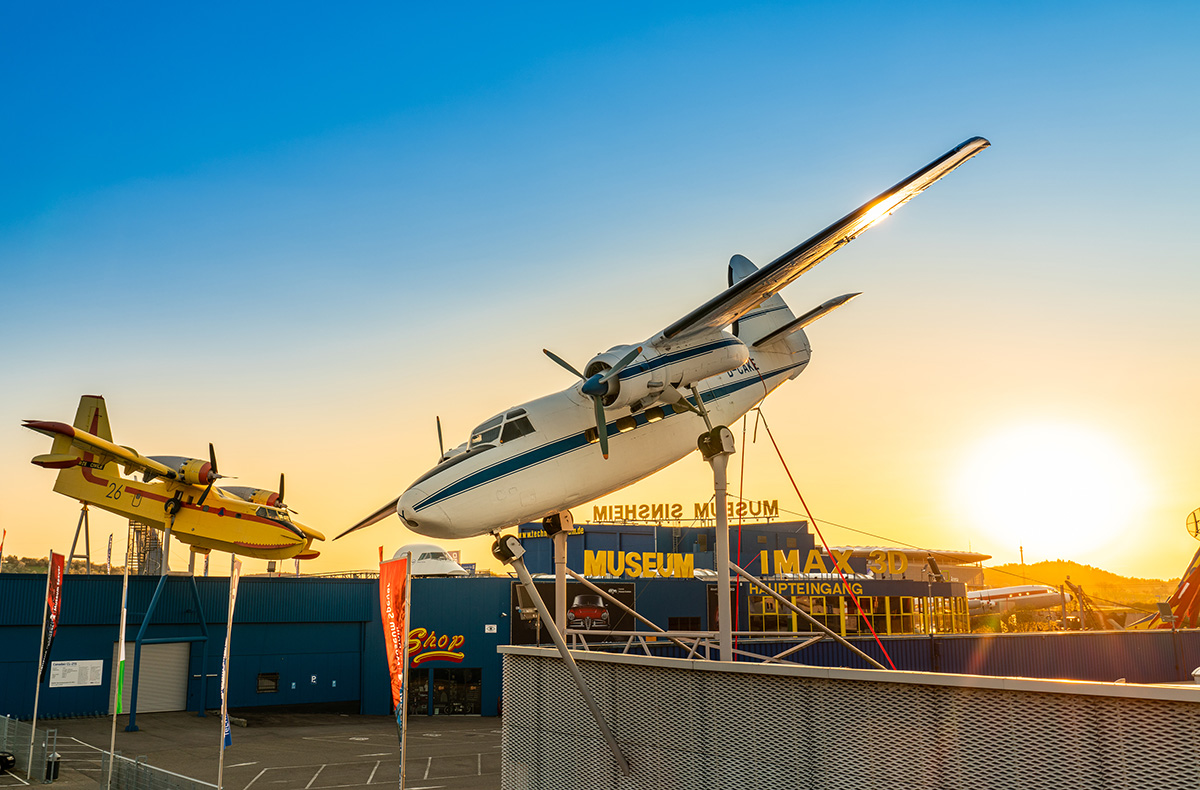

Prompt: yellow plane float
[24,395,324,561]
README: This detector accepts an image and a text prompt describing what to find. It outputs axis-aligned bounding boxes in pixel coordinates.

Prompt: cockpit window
[501,416,535,443]
[255,506,291,522]
[418,551,452,562]
[470,416,503,448]
[471,411,536,448]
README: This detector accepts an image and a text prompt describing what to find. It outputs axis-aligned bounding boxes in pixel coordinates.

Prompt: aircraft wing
[23,419,177,480]
[660,137,990,341]
[335,496,400,540]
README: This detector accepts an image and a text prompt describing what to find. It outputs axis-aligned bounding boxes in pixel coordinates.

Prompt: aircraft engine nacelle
[585,332,750,410]
[175,458,217,485]
[148,455,217,485]
[219,486,280,506]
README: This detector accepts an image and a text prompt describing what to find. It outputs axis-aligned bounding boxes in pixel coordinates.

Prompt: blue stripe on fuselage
[412,360,805,513]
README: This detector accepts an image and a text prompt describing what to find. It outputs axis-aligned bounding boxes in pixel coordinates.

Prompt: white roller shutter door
[109,641,190,714]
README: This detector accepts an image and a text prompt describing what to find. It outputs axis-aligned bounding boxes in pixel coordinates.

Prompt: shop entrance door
[430,668,481,715]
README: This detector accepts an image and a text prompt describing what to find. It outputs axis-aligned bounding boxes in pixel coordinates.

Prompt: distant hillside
[982,560,1178,609]
[1,555,119,575]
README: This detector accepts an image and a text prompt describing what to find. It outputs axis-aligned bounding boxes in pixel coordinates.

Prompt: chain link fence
[99,752,218,790]
[0,716,58,782]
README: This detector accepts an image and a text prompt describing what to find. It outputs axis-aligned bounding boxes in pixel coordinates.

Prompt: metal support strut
[68,503,91,573]
[698,424,736,660]
[493,534,631,776]
[544,512,573,634]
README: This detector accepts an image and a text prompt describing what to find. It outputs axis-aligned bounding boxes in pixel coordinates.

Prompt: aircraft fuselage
[397,337,810,540]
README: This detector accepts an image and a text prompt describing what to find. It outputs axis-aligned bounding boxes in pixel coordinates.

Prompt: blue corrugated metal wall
[6,572,1198,721]
[0,574,513,720]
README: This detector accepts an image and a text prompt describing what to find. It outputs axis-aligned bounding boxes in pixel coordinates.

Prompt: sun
[951,422,1148,561]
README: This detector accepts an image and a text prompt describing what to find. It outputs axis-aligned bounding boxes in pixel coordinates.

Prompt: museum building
[0,516,977,722]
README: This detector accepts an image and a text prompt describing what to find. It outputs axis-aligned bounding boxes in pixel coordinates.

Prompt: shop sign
[584,550,694,578]
[408,628,465,666]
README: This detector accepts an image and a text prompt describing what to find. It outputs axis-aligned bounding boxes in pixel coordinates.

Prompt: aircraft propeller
[543,345,642,459]
[276,472,299,513]
[195,442,223,506]
[436,416,445,460]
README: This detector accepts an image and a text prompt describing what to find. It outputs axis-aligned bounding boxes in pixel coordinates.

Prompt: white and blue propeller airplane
[338,137,990,545]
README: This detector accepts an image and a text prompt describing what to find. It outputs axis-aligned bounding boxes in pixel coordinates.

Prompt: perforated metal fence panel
[500,647,1200,790]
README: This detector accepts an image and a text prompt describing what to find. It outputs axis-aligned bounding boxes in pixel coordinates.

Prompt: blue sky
[3,2,1198,577]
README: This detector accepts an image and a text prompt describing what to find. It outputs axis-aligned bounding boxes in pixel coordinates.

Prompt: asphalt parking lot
[20,710,501,790]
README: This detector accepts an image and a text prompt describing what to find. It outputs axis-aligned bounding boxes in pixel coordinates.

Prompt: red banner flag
[379,556,409,716]
[38,552,65,684]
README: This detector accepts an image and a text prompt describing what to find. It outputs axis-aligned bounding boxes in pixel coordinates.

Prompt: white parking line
[243,767,269,790]
[423,757,432,780]
[366,761,379,785]
[304,765,326,789]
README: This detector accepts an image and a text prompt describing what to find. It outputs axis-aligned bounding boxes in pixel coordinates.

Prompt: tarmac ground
[5,709,501,790]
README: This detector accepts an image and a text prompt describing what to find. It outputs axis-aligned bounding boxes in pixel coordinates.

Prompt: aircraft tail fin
[1131,543,1200,629]
[73,395,113,441]
[728,255,799,347]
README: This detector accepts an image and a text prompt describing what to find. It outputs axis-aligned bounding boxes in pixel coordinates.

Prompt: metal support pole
[543,511,574,634]
[699,425,735,661]
[28,557,52,780]
[69,504,91,574]
[495,535,630,776]
[126,574,170,731]
[161,527,171,576]
[553,530,568,634]
[728,562,888,670]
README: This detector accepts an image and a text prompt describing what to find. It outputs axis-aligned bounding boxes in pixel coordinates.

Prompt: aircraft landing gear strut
[492,533,631,776]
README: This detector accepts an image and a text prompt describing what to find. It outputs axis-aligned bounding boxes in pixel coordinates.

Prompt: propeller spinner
[544,345,642,459]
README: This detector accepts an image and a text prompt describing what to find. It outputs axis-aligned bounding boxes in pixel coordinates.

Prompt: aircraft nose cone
[397,487,454,538]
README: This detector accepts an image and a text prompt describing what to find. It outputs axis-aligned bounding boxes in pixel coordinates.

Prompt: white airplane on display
[967,585,1072,615]
[338,137,990,546]
[394,543,469,576]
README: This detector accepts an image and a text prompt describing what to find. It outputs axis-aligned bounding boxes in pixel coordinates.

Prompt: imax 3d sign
[762,549,909,576]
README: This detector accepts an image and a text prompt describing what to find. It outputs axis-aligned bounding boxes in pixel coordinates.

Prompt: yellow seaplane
[24,395,324,561]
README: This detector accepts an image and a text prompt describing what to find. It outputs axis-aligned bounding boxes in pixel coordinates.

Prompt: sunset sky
[3,3,1198,580]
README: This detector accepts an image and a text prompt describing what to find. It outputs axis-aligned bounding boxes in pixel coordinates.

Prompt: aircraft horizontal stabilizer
[23,419,177,480]
[753,293,861,348]
[296,550,321,560]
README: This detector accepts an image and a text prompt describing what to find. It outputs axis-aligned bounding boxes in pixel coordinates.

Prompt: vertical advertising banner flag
[1,528,7,572]
[114,555,131,714]
[378,556,409,715]
[106,534,112,575]
[221,559,243,749]
[38,552,65,684]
